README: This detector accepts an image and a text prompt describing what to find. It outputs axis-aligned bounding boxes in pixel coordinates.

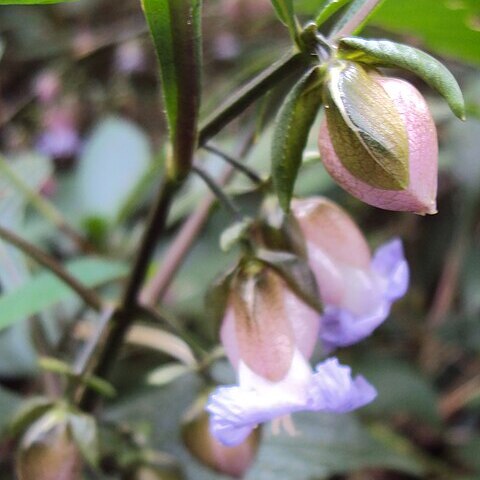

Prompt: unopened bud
[182,398,260,478]
[16,412,81,480]
[319,62,437,215]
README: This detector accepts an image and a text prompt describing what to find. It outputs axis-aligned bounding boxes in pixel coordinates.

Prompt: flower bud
[319,62,438,215]
[292,197,409,351]
[182,396,260,478]
[16,413,81,480]
[220,264,320,381]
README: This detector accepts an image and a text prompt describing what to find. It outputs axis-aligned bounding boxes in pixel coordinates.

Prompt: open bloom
[292,197,409,352]
[206,267,376,447]
[319,64,438,215]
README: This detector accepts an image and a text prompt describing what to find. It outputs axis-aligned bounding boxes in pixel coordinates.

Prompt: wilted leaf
[325,62,409,189]
[338,37,466,119]
[272,67,324,211]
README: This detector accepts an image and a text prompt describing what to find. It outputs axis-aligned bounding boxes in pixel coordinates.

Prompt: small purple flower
[320,239,409,352]
[36,126,81,160]
[207,352,376,446]
[36,108,81,160]
[292,197,409,353]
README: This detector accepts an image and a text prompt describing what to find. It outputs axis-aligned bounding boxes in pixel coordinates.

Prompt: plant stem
[0,225,103,312]
[120,177,180,308]
[0,156,94,253]
[203,143,263,185]
[72,9,369,410]
[198,50,308,145]
[192,165,241,218]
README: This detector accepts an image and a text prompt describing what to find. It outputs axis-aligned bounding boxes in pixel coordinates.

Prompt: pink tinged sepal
[319,75,438,215]
[206,352,376,447]
[220,268,320,377]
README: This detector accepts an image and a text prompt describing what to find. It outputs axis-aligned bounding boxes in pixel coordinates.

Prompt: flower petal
[319,239,409,351]
[320,301,391,352]
[372,238,409,301]
[307,358,377,412]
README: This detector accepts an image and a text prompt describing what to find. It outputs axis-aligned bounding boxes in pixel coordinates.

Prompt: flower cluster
[206,197,409,447]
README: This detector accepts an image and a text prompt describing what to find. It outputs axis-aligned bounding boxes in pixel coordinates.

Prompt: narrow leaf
[326,62,409,189]
[338,37,466,120]
[272,67,324,211]
[142,0,202,179]
[0,258,128,331]
[9,398,54,438]
[316,0,354,27]
[270,0,298,41]
[329,0,385,39]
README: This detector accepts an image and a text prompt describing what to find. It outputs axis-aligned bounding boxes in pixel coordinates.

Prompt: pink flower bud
[220,267,320,381]
[16,419,81,480]
[183,405,260,478]
[319,75,438,215]
[292,197,409,351]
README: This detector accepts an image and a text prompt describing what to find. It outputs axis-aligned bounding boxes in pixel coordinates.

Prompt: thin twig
[203,143,263,185]
[192,165,241,218]
[0,157,94,253]
[0,225,103,312]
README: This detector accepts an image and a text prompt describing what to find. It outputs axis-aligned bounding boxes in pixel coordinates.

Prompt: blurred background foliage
[0,0,480,478]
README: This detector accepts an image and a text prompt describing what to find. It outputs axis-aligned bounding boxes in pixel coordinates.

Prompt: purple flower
[36,108,81,160]
[292,197,409,352]
[207,353,376,446]
[320,239,408,352]
[206,266,376,447]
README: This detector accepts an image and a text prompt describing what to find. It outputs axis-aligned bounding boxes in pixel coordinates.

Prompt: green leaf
[0,257,128,331]
[247,412,425,479]
[9,397,54,438]
[75,117,152,223]
[255,248,322,313]
[148,363,191,387]
[315,0,353,27]
[219,218,252,252]
[270,0,298,41]
[338,37,466,120]
[142,0,202,179]
[272,67,324,211]
[328,0,385,39]
[68,410,99,467]
[325,61,409,189]
[371,0,480,66]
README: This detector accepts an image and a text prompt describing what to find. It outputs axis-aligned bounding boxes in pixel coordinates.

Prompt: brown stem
[0,225,103,312]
